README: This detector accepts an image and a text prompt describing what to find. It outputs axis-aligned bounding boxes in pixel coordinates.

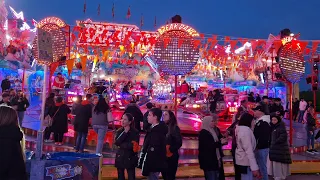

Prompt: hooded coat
[138,122,168,176]
[0,124,27,180]
[124,103,144,131]
[269,119,292,164]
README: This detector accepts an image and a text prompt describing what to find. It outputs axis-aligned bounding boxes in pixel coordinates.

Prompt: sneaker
[312,149,319,154]
[44,139,53,143]
[96,153,102,157]
[306,149,314,154]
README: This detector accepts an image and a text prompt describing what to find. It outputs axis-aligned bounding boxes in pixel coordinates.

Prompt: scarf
[202,115,221,167]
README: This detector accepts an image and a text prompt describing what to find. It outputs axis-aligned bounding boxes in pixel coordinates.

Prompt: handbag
[44,107,61,127]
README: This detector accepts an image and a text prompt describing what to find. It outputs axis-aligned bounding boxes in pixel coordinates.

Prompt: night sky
[7,0,320,91]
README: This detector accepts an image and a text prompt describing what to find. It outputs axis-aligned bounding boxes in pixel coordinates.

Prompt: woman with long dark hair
[161,110,182,180]
[235,113,260,180]
[0,105,27,179]
[115,113,139,180]
[44,93,55,142]
[92,96,113,155]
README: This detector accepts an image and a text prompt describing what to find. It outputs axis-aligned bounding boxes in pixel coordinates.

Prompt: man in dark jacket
[138,108,168,179]
[259,96,270,115]
[253,105,271,180]
[143,102,154,131]
[74,94,93,152]
[293,98,300,121]
[270,98,284,117]
[124,102,144,131]
[1,77,11,92]
[11,90,30,127]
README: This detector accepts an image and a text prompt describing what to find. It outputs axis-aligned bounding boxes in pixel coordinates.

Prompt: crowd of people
[1,86,319,180]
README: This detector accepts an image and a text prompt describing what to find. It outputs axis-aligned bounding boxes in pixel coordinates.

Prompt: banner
[37,28,53,63]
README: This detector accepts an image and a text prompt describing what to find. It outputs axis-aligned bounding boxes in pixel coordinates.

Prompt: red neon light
[158,23,199,37]
[76,20,158,46]
[36,17,67,28]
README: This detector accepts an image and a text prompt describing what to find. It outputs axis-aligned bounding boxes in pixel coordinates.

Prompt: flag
[83,0,86,14]
[97,4,101,16]
[112,3,115,19]
[126,6,131,19]
[140,14,144,28]
[154,16,157,28]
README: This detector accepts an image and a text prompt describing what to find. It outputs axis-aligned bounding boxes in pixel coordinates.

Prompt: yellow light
[119,45,125,51]
[72,97,77,102]
[76,53,80,59]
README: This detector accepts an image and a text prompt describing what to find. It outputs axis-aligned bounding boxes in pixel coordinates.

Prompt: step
[100,161,320,179]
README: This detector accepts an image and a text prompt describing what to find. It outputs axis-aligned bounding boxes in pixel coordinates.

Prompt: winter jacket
[166,126,182,155]
[306,113,316,132]
[11,97,30,112]
[124,103,144,131]
[235,126,259,171]
[74,101,93,133]
[0,124,27,180]
[198,128,224,171]
[260,101,270,115]
[254,115,271,149]
[269,121,292,164]
[138,122,168,176]
[92,109,112,126]
[1,79,10,91]
[115,127,140,169]
[49,103,71,134]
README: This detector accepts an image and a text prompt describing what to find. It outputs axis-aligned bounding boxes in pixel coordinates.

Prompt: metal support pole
[174,75,178,116]
[289,82,293,146]
[35,65,47,159]
[22,68,26,91]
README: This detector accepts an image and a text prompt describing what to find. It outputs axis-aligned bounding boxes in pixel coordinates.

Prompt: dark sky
[7,0,320,91]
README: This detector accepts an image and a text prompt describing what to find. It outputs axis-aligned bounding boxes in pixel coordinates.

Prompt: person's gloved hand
[166,145,173,157]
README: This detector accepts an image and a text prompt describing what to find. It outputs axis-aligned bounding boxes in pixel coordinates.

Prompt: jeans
[148,172,160,180]
[54,132,64,142]
[307,130,315,149]
[93,125,108,154]
[204,170,219,180]
[255,148,269,180]
[17,111,25,127]
[75,132,87,152]
[298,110,305,122]
[117,168,135,180]
[241,167,253,180]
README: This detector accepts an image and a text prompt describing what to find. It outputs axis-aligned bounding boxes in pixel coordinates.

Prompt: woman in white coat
[235,113,261,180]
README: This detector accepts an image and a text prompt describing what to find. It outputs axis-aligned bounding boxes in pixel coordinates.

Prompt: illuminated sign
[46,164,82,180]
[281,36,294,45]
[158,23,200,37]
[37,17,67,28]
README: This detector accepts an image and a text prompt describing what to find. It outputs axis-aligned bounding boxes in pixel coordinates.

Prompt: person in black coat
[306,106,318,154]
[270,98,284,117]
[115,113,140,180]
[292,98,300,121]
[199,114,226,180]
[1,77,11,92]
[138,108,168,179]
[248,92,255,103]
[74,94,93,152]
[0,106,27,180]
[11,90,30,127]
[124,102,144,131]
[161,110,182,180]
[49,96,71,145]
[269,115,291,179]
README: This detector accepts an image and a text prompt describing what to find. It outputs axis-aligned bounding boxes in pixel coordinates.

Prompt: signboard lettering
[158,23,199,37]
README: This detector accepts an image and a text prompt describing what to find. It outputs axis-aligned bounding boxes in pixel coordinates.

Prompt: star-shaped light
[8,6,36,32]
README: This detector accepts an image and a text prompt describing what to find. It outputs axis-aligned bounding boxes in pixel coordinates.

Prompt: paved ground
[176,175,320,180]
